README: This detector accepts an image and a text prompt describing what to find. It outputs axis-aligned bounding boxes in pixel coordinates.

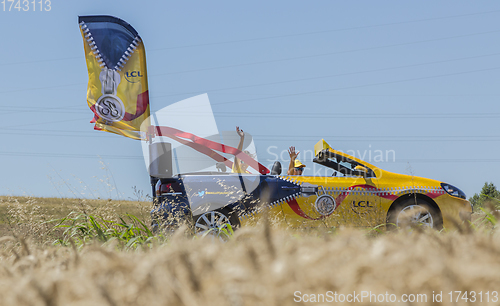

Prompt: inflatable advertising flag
[79,15,150,140]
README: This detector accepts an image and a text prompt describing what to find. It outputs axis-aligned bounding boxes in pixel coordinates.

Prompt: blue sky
[0,1,499,200]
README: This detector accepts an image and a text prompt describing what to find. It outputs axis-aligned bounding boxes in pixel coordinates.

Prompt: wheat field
[0,196,499,305]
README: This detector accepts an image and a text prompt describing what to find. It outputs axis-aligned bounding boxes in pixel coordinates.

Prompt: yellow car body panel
[242,139,471,229]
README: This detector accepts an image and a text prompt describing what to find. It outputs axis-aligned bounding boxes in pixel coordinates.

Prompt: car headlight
[441,183,466,199]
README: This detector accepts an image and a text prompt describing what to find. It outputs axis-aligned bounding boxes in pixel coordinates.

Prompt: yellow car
[153,139,472,232]
[238,139,471,230]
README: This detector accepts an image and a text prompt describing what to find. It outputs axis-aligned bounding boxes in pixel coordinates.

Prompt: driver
[287,146,306,175]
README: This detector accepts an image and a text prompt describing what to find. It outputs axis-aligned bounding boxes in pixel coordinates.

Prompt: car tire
[387,198,442,230]
[194,208,239,240]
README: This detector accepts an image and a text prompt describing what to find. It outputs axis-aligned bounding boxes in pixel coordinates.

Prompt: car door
[332,175,382,227]
[279,157,382,228]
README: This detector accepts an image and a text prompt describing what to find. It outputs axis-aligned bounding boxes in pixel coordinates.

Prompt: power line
[2,69,499,126]
[1,105,86,113]
[391,159,500,163]
[2,132,111,138]
[0,83,84,94]
[3,99,500,118]
[2,37,500,96]
[2,9,499,68]
[1,126,499,142]
[0,117,90,130]
[151,9,500,50]
[150,52,500,99]
[0,151,143,160]
[154,93,500,99]
[155,29,500,76]
[0,150,497,164]
[3,46,500,98]
[0,56,82,68]
[205,66,500,107]
[251,135,500,139]
[250,138,498,143]
[212,112,500,119]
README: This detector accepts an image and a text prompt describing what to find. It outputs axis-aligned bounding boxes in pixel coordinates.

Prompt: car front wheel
[388,198,442,230]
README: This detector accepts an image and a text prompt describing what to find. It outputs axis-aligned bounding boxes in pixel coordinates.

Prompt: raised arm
[233,126,245,172]
[287,146,299,175]
[236,126,245,151]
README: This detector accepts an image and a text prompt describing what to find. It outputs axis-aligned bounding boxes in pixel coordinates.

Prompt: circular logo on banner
[95,94,125,122]
[314,194,337,216]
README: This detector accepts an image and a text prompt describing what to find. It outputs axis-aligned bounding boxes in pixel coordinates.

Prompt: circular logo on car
[315,194,337,216]
[95,94,125,122]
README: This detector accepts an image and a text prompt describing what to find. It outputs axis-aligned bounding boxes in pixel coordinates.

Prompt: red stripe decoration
[286,184,444,220]
[151,126,270,174]
[165,133,233,168]
[122,91,149,121]
[286,184,395,220]
[89,104,99,124]
[287,198,327,221]
[426,191,444,199]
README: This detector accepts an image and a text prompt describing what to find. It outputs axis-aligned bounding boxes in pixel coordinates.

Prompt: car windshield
[313,150,376,178]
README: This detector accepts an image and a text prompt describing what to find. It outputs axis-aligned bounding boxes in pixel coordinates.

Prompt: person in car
[287,146,306,175]
[232,126,252,174]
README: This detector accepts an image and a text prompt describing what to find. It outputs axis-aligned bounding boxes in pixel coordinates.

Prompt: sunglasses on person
[294,167,304,172]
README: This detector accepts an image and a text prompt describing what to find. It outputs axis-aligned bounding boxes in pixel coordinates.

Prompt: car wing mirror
[271,161,282,175]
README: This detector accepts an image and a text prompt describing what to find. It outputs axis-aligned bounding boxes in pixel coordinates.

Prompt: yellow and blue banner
[79,15,150,140]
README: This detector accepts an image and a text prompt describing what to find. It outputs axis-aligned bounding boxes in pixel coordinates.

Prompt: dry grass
[0,196,151,239]
[0,197,499,305]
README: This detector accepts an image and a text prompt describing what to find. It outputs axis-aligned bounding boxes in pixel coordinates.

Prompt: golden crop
[0,196,498,306]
